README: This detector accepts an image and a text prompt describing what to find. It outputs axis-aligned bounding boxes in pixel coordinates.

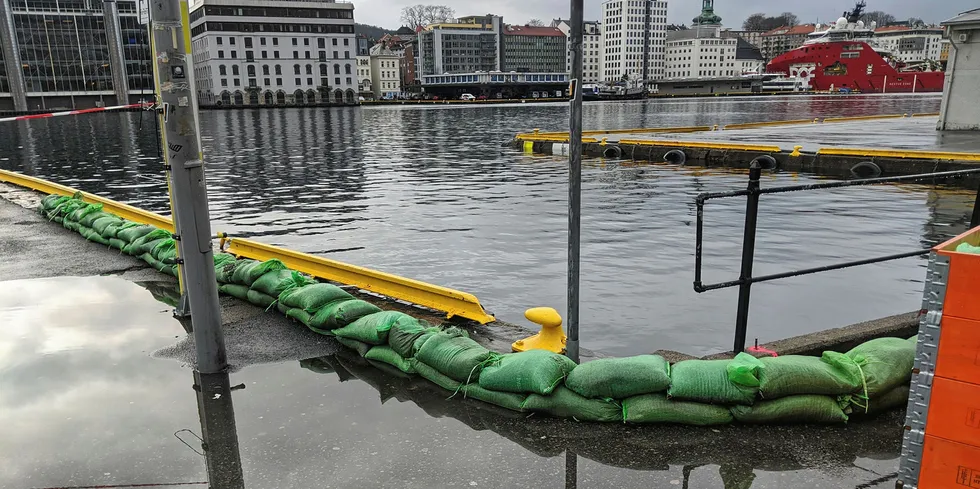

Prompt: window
[249,78,256,87]
[234,79,240,86]
[245,37,253,48]
[262,65,270,75]
[275,65,282,75]
[273,38,279,46]
[345,64,351,74]
[321,77,328,86]
[335,77,341,86]
[318,38,325,48]
[346,77,352,85]
[246,51,254,61]
[334,50,339,58]
[232,65,240,75]
[304,38,310,46]
[220,79,227,86]
[293,50,298,58]
[305,64,312,75]
[216,37,223,45]
[332,38,338,46]
[276,78,282,86]
[219,65,227,75]
[264,77,270,85]
[230,38,236,45]
[334,64,340,74]
[307,77,313,85]
[345,51,350,59]
[274,51,280,59]
[292,38,298,45]
[218,50,225,58]
[260,38,266,46]
[294,64,300,75]
[319,64,327,75]
[305,51,311,59]
[231,51,237,59]
[295,77,301,85]
[319,51,326,61]
[344,38,349,46]
[247,65,256,76]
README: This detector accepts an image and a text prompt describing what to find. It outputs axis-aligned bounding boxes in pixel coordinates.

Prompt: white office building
[356,55,372,96]
[600,0,668,83]
[189,0,358,106]
[553,19,603,82]
[369,46,401,99]
[665,26,765,79]
[874,26,944,63]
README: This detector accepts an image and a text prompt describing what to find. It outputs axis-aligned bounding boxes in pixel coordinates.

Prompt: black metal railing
[695,164,980,354]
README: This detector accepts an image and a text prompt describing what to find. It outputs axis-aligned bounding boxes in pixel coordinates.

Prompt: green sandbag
[364,345,417,374]
[246,289,277,308]
[279,283,354,313]
[79,210,113,228]
[565,355,670,399]
[108,238,127,250]
[758,355,864,399]
[668,357,759,406]
[78,225,109,245]
[215,260,239,284]
[250,269,312,300]
[827,336,915,398]
[103,221,141,240]
[232,259,287,287]
[413,330,439,357]
[64,218,81,232]
[69,203,103,224]
[478,349,577,395]
[219,283,251,301]
[521,386,623,422]
[730,395,849,424]
[117,224,157,243]
[956,242,980,254]
[461,384,527,412]
[41,194,69,211]
[413,359,462,391]
[415,329,496,382]
[58,199,89,222]
[285,308,313,327]
[152,239,178,264]
[123,229,170,256]
[336,337,373,357]
[308,299,383,331]
[213,252,237,270]
[864,385,910,415]
[140,252,175,275]
[728,352,765,387]
[332,310,405,345]
[388,317,431,358]
[91,216,123,236]
[624,394,733,425]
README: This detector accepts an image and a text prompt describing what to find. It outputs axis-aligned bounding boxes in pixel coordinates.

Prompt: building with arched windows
[188,0,358,106]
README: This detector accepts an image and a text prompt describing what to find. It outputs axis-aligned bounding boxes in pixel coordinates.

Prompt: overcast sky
[355,0,975,30]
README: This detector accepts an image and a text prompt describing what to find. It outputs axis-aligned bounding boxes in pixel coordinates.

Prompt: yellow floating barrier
[226,237,496,324]
[816,148,980,162]
[616,139,782,153]
[911,112,941,117]
[723,119,817,130]
[822,114,908,123]
[0,169,174,232]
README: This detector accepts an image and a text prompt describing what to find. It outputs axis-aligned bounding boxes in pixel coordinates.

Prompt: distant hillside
[355,23,395,41]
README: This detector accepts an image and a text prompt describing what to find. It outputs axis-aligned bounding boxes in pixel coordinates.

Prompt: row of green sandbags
[38,194,917,425]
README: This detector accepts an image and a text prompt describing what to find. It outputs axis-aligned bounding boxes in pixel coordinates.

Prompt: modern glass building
[0,0,152,112]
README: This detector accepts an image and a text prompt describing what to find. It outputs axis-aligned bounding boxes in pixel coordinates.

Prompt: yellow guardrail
[226,237,495,324]
[911,112,941,117]
[616,139,782,152]
[515,134,601,143]
[0,169,175,231]
[822,114,908,123]
[0,168,496,324]
[723,119,817,130]
[816,148,980,162]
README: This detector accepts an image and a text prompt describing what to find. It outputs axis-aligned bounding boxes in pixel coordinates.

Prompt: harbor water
[1,94,970,357]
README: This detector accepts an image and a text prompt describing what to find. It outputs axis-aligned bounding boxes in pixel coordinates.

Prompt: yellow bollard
[713,124,719,131]
[790,145,803,157]
[600,137,608,146]
[533,128,540,134]
[512,307,567,354]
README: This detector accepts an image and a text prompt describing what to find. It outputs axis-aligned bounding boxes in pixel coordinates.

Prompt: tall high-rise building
[417,15,503,76]
[553,19,602,83]
[0,0,153,112]
[501,25,566,73]
[600,0,668,83]
[188,0,357,107]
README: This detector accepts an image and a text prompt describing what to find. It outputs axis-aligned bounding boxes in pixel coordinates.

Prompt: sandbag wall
[39,193,918,425]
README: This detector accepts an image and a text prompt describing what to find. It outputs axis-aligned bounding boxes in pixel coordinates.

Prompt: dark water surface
[2,94,971,357]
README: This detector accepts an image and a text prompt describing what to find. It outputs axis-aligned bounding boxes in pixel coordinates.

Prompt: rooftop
[762,24,817,37]
[943,7,980,26]
[503,25,565,37]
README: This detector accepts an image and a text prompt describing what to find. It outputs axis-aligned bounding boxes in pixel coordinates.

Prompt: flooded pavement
[0,274,904,489]
[0,94,972,358]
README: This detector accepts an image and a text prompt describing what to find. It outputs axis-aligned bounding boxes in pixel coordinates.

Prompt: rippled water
[3,94,973,356]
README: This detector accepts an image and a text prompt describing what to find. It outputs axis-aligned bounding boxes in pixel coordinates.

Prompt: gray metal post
[149,0,227,374]
[0,0,28,112]
[733,163,762,353]
[194,372,245,488]
[566,0,585,363]
[102,0,133,106]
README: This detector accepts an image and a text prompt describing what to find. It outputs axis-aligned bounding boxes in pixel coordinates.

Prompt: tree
[777,12,799,27]
[860,11,896,26]
[908,17,925,27]
[400,4,456,31]
[742,13,768,30]
[526,19,545,27]
[742,12,798,31]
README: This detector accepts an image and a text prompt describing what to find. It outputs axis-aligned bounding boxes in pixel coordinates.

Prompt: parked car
[460,93,476,101]
[477,95,488,100]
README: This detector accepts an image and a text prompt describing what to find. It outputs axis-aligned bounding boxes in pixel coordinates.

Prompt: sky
[354,0,976,30]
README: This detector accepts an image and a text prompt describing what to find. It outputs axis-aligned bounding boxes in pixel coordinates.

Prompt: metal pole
[971,182,980,229]
[194,372,245,488]
[149,0,227,374]
[733,163,762,353]
[566,0,584,364]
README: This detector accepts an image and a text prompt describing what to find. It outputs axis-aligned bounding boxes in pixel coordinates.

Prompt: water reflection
[1,95,968,357]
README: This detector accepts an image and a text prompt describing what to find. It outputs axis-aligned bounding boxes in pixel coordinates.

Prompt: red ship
[766,2,946,93]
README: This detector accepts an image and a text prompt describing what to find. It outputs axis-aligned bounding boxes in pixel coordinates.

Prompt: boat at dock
[766,2,945,93]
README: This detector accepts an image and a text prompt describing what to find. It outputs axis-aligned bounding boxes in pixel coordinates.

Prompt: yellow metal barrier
[822,114,908,123]
[515,134,600,143]
[723,119,817,130]
[518,125,713,140]
[911,112,941,118]
[0,168,496,324]
[816,148,980,162]
[616,139,782,152]
[226,237,496,324]
[0,169,175,231]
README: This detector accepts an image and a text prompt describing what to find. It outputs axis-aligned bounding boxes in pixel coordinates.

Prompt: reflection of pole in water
[565,450,577,489]
[194,372,245,489]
